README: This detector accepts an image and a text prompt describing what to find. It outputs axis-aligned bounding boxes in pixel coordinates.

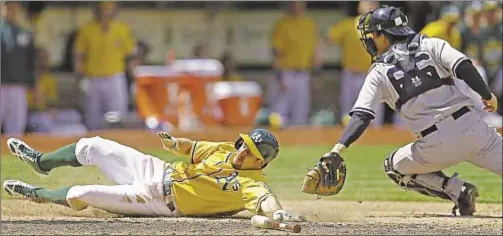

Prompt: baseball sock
[39,143,82,171]
[34,187,71,207]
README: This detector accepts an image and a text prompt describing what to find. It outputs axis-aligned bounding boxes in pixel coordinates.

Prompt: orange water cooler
[134,59,224,130]
[213,81,263,126]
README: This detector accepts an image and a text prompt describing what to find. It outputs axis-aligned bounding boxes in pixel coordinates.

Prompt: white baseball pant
[65,137,175,216]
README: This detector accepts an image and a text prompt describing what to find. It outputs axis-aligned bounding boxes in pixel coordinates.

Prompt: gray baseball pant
[0,85,27,137]
[340,69,388,126]
[82,73,128,130]
[267,70,311,126]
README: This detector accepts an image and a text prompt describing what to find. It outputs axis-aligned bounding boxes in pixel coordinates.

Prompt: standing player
[318,1,389,127]
[303,6,502,216]
[269,1,319,127]
[74,2,136,130]
[3,129,298,221]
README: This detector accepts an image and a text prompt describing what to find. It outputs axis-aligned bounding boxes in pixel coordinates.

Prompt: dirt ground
[1,199,501,235]
[2,128,502,235]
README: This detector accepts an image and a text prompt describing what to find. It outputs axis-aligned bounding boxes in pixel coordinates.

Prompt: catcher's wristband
[330,143,346,154]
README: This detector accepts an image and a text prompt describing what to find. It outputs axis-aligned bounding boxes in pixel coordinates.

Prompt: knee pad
[383,150,460,201]
[75,136,105,165]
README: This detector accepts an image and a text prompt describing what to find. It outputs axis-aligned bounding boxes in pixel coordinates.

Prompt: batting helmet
[234,128,280,167]
[357,6,415,59]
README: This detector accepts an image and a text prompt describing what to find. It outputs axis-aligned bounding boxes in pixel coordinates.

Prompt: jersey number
[216,172,240,192]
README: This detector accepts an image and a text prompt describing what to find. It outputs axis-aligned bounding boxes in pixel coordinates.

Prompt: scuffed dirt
[2,200,501,235]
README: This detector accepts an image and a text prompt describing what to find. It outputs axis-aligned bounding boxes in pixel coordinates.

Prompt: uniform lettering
[215,172,240,192]
[251,133,262,143]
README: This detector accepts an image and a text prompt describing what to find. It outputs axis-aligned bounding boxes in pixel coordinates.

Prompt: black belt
[419,106,471,138]
[163,170,176,212]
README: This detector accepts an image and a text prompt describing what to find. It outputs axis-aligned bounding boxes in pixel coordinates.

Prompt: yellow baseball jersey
[169,141,274,216]
[27,73,58,111]
[271,15,318,70]
[75,20,136,77]
[328,16,372,73]
[420,20,461,50]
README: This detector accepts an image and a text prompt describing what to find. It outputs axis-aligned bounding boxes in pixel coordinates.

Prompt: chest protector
[377,34,454,111]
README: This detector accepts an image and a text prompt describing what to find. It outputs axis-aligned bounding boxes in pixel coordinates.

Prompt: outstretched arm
[326,69,382,155]
[157,132,194,156]
[241,178,301,222]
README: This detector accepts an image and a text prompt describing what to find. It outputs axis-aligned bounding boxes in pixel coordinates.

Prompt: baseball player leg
[465,113,503,176]
[383,143,475,215]
[65,184,173,216]
[75,136,167,185]
[83,78,105,130]
[290,72,311,126]
[266,73,281,109]
[0,86,8,133]
[103,74,129,124]
[27,112,53,133]
[271,70,293,126]
[1,86,28,137]
[340,70,366,121]
[339,70,354,119]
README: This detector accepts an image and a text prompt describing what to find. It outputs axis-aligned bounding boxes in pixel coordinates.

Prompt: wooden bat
[251,215,302,233]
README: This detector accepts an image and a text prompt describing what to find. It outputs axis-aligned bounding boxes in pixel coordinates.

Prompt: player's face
[371,32,391,55]
[232,144,265,170]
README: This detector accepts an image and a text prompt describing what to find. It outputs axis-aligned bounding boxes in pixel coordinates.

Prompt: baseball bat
[250,215,302,233]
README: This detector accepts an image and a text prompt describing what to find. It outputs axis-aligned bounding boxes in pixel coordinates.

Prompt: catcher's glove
[302,152,347,197]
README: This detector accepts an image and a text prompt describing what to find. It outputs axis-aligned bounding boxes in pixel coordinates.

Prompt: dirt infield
[1,200,502,235]
[2,127,502,235]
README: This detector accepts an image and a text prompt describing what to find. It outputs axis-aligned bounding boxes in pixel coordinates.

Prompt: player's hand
[157,132,179,151]
[272,210,305,222]
[482,93,498,112]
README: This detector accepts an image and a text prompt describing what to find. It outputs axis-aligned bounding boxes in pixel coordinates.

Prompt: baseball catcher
[3,128,300,222]
[303,5,502,216]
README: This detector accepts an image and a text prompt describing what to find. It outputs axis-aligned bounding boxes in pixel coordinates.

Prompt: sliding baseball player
[3,128,299,222]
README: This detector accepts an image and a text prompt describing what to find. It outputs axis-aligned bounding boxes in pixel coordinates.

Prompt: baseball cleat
[7,138,49,175]
[457,183,479,216]
[3,180,40,200]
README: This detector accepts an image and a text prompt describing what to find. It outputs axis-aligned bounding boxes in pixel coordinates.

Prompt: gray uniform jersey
[350,37,475,134]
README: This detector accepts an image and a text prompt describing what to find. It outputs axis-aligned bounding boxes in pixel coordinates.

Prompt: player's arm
[73,26,87,76]
[434,38,498,112]
[157,132,229,164]
[271,19,285,67]
[241,177,300,222]
[315,19,347,66]
[157,132,194,156]
[123,25,138,71]
[327,69,383,155]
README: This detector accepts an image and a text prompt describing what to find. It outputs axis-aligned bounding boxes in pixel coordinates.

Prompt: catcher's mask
[357,6,415,62]
[234,128,280,168]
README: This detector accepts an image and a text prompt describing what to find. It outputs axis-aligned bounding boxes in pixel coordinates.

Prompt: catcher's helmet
[234,128,279,167]
[357,6,415,59]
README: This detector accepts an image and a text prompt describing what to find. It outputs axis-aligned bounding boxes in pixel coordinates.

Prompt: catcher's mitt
[301,152,347,197]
